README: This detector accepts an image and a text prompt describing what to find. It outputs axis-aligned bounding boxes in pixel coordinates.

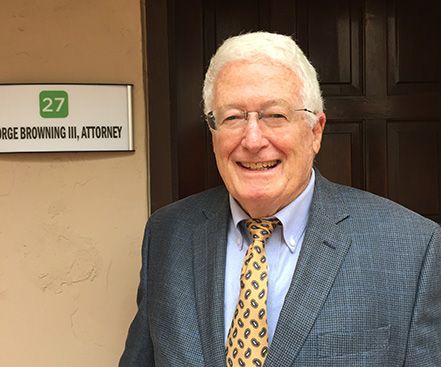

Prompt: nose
[240,112,269,152]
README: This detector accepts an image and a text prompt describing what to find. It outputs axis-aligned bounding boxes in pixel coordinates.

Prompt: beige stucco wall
[0,1,147,366]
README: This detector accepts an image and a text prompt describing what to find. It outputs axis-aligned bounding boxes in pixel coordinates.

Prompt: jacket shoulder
[320,177,439,233]
[148,185,228,227]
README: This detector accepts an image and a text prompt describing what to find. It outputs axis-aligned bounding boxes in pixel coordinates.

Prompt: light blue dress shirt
[224,170,315,344]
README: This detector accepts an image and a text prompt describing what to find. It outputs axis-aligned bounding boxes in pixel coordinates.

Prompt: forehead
[213,59,302,108]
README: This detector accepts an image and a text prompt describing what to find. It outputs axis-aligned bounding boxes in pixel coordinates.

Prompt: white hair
[202,32,324,126]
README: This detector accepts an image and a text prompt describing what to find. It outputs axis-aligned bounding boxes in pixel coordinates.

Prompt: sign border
[0,83,134,154]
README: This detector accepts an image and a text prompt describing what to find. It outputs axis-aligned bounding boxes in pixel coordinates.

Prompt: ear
[312,112,326,155]
[211,128,219,154]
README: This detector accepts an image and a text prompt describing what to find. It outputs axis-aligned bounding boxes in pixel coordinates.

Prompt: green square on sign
[39,90,69,118]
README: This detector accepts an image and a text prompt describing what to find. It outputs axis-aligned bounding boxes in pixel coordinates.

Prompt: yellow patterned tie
[226,218,280,367]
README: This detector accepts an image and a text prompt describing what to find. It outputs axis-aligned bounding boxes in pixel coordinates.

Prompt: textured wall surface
[0,1,147,366]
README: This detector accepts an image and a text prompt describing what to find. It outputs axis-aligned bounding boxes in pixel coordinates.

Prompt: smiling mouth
[239,160,280,170]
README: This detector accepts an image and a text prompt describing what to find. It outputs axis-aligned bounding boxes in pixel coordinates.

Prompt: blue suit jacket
[120,174,441,366]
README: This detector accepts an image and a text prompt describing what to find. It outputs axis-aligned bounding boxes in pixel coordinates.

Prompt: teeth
[241,160,278,170]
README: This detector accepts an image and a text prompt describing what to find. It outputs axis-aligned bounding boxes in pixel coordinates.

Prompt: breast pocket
[317,325,390,358]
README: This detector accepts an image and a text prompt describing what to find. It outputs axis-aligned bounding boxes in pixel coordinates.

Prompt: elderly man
[120,32,441,366]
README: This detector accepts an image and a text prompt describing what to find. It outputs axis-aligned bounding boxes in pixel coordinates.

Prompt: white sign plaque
[0,84,133,152]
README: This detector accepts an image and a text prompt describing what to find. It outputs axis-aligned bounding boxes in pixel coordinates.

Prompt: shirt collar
[229,169,315,252]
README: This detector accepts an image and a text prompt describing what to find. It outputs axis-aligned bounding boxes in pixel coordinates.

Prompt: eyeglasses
[205,106,315,130]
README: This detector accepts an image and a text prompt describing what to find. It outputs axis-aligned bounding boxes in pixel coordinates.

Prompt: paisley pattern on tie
[226,218,280,367]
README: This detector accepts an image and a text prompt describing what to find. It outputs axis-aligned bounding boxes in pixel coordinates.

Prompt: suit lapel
[192,190,230,367]
[265,174,352,367]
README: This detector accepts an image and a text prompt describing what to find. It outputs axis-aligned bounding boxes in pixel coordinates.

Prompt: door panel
[387,0,441,94]
[297,0,364,96]
[315,121,364,188]
[388,121,441,222]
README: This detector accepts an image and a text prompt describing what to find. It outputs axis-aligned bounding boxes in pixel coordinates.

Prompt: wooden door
[146,0,441,222]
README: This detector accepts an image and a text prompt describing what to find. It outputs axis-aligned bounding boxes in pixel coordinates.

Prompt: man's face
[211,59,326,217]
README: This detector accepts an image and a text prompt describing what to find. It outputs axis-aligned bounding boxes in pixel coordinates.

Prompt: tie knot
[245,218,280,243]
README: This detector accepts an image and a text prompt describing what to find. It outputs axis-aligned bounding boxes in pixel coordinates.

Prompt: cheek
[298,125,317,150]
[212,135,222,156]
[280,129,311,155]
[213,135,234,166]
[213,134,238,156]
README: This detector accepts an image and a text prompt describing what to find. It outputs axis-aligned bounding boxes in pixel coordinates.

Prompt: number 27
[42,97,65,112]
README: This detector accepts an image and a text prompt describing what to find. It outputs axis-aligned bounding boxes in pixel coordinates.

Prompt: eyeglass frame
[204,107,315,130]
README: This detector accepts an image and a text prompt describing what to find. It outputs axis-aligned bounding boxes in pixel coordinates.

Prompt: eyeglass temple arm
[294,108,315,114]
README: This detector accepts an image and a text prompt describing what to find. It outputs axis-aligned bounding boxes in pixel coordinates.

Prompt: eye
[265,113,287,120]
[261,111,289,126]
[224,114,242,121]
[220,112,245,125]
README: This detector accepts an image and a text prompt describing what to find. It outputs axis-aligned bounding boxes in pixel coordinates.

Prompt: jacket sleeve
[119,225,154,367]
[403,224,441,366]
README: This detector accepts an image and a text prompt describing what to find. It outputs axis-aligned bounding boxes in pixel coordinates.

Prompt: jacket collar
[265,172,352,366]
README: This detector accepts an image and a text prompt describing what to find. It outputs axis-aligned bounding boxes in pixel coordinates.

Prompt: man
[120,32,441,366]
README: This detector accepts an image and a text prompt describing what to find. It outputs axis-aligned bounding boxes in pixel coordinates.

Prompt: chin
[236,189,279,208]
[245,182,282,199]
[245,189,275,201]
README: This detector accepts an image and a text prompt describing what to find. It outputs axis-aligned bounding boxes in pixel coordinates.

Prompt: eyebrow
[217,99,291,111]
